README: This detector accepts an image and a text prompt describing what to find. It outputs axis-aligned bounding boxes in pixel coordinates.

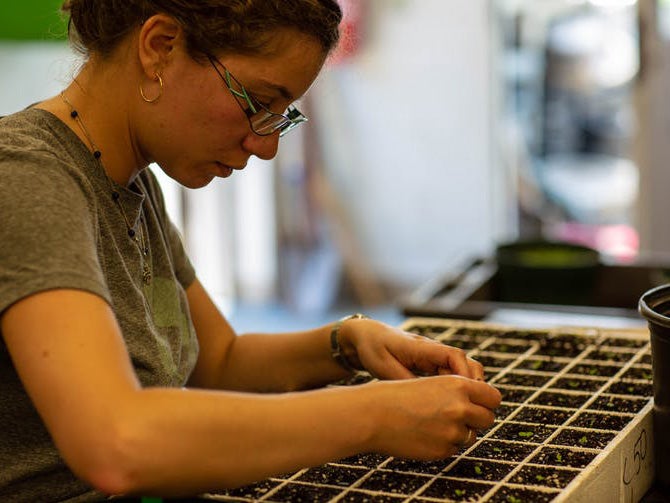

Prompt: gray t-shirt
[0,108,199,502]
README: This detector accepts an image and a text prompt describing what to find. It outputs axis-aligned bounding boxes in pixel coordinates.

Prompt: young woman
[0,1,501,500]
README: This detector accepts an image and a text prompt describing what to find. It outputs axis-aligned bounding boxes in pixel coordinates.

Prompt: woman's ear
[137,14,183,78]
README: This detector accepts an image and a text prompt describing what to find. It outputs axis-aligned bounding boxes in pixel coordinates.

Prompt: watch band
[330,313,368,371]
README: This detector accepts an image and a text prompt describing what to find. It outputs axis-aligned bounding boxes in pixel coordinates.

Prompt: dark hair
[61,0,342,59]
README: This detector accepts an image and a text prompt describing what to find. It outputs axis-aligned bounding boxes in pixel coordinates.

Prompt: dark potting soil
[551,429,616,449]
[488,485,559,503]
[515,358,567,372]
[497,386,536,404]
[444,459,515,481]
[296,465,369,487]
[338,491,406,502]
[219,479,280,499]
[530,391,590,408]
[512,406,574,426]
[383,458,451,475]
[530,446,598,468]
[601,337,648,349]
[569,411,634,431]
[493,372,552,387]
[550,377,606,393]
[605,381,653,398]
[264,482,342,502]
[356,470,431,495]
[418,478,494,501]
[483,341,533,354]
[621,367,654,381]
[453,328,507,339]
[405,324,449,338]
[584,349,637,363]
[495,404,517,420]
[535,334,588,357]
[338,453,389,468]
[567,363,622,377]
[443,338,484,351]
[511,465,579,489]
[467,440,536,462]
[491,423,556,443]
[472,354,518,368]
[587,395,650,413]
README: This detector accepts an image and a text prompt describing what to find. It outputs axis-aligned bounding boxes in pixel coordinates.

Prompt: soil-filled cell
[584,349,636,363]
[552,429,616,449]
[472,354,518,368]
[601,337,648,349]
[516,359,567,372]
[444,459,514,481]
[494,373,552,387]
[569,411,634,431]
[550,377,606,392]
[488,485,560,503]
[357,470,431,495]
[221,479,280,499]
[535,334,589,357]
[467,440,536,462]
[605,381,653,398]
[491,423,556,443]
[419,478,494,501]
[498,386,536,404]
[338,491,406,502]
[567,363,621,377]
[296,465,368,487]
[338,453,389,468]
[512,465,579,488]
[383,458,450,475]
[265,482,343,502]
[530,391,589,408]
[621,367,654,381]
[513,407,573,426]
[587,395,650,414]
[484,341,532,354]
[530,446,598,468]
[442,338,483,351]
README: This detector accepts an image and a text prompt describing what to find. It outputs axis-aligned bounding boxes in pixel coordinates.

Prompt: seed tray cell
[205,318,654,502]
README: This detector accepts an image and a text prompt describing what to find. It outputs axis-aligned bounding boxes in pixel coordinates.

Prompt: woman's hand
[365,375,501,460]
[338,318,484,381]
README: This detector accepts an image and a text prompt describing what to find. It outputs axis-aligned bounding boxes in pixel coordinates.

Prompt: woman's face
[140,29,326,188]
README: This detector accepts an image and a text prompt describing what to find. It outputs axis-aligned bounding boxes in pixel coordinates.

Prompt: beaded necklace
[59,91,152,285]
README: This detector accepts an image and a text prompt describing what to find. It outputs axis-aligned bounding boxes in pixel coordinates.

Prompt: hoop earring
[139,73,163,103]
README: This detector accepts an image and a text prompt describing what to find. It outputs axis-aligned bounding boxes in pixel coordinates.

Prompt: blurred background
[2,0,670,332]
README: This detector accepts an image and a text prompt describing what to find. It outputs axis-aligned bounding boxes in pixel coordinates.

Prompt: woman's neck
[37,62,150,186]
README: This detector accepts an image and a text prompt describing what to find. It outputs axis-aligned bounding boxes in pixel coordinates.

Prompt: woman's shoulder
[0,108,101,207]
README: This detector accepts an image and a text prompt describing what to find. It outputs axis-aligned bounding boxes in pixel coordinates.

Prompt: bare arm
[186,278,484,392]
[2,287,500,497]
[1,289,376,495]
[186,278,350,391]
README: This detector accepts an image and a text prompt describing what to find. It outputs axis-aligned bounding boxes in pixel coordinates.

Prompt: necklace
[59,91,152,285]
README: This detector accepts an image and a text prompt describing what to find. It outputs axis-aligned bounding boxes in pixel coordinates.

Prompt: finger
[467,380,503,410]
[468,357,485,380]
[464,404,497,430]
[366,350,417,380]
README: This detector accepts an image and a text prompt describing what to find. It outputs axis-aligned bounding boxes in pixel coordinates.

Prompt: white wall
[312,0,509,289]
[0,42,77,114]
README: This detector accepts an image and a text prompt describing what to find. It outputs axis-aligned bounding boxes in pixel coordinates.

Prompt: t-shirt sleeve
[0,149,110,314]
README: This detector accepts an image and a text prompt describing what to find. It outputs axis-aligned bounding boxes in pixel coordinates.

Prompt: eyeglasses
[207,55,308,137]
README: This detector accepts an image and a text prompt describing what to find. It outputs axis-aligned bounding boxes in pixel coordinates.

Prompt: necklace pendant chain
[59,91,152,285]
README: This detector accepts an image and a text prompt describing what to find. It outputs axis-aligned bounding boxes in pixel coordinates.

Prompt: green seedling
[518,431,534,438]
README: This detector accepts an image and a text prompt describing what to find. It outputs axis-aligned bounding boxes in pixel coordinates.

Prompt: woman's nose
[242,131,280,160]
